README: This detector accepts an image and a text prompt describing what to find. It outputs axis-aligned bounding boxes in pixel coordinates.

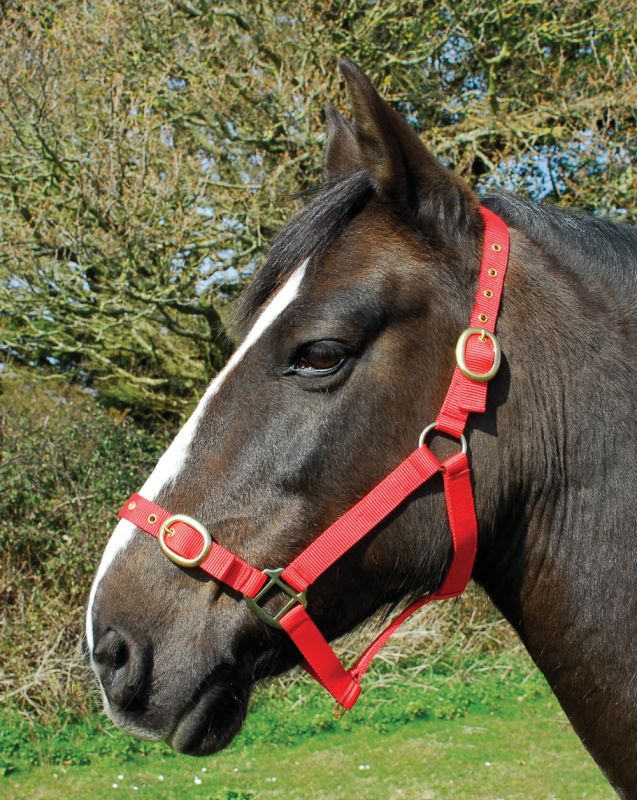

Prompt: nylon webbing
[436,206,509,437]
[118,494,266,598]
[282,445,440,592]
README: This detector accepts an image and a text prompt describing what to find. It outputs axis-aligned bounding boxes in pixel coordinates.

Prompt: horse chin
[166,680,250,756]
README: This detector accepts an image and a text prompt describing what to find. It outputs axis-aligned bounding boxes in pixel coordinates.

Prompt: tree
[1,0,634,418]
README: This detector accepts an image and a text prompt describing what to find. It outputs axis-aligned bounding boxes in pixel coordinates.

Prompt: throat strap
[117,205,510,711]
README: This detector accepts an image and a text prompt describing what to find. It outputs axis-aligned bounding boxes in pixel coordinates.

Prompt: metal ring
[455,327,501,383]
[158,514,212,568]
[418,422,467,455]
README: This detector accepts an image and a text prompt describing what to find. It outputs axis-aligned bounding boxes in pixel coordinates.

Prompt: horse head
[85,59,499,755]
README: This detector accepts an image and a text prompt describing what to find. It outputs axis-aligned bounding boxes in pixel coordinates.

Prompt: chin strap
[117,206,510,710]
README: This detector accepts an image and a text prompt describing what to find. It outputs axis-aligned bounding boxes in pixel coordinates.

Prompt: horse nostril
[93,628,128,679]
[93,628,144,711]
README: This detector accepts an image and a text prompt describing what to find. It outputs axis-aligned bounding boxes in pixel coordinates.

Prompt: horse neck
[470,227,637,793]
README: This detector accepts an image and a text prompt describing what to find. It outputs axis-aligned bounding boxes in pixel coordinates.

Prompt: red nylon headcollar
[118,206,510,710]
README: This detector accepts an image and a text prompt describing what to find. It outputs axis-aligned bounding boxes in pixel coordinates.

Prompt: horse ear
[324,105,362,180]
[338,57,479,239]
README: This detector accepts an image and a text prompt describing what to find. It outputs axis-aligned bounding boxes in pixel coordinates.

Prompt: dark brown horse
[85,60,637,796]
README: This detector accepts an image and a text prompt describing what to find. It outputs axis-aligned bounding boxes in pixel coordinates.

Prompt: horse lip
[166,680,249,756]
[104,698,171,742]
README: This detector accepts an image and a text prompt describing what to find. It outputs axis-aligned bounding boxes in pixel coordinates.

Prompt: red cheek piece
[116,206,509,710]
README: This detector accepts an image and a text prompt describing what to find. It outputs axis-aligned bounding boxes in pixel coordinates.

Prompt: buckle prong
[244,567,307,630]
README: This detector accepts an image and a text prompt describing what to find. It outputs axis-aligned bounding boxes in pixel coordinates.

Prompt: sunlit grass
[2,647,614,799]
[3,697,612,800]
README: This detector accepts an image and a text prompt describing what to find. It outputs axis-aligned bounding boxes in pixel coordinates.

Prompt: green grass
[2,701,612,800]
[1,663,613,799]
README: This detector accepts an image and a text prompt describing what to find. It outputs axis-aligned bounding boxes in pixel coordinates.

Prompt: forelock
[236,171,373,330]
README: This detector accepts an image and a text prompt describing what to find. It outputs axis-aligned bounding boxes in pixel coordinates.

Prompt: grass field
[2,662,614,800]
[2,701,612,800]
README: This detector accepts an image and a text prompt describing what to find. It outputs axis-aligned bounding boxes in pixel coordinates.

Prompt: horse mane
[482,193,637,316]
[237,173,637,328]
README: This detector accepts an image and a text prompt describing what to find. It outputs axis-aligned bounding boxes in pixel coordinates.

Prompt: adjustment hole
[484,289,493,298]
[492,243,502,252]
[148,514,157,524]
[488,268,498,277]
[478,313,488,323]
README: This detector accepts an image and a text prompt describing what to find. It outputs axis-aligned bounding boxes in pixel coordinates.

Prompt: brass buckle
[244,567,308,630]
[455,327,501,382]
[158,514,212,568]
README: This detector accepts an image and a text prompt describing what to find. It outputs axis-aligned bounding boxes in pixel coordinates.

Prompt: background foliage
[1,0,635,418]
[0,376,163,714]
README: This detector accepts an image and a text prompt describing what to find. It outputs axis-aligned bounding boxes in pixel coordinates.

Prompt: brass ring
[158,514,212,568]
[455,327,501,383]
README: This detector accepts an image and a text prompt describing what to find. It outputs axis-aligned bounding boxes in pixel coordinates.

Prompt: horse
[85,58,637,796]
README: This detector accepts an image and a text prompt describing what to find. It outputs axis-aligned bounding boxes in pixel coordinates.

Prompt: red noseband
[118,206,510,711]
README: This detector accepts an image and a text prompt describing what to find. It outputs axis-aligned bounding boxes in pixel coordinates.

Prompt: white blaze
[85,260,308,653]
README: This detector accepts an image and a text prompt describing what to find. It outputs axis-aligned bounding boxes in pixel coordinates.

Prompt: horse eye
[294,341,347,374]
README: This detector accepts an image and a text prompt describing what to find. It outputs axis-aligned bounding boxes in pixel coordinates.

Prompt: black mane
[482,193,637,315]
[238,175,637,325]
